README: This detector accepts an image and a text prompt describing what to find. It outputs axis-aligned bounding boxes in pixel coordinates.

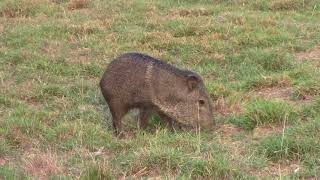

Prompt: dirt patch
[207,32,227,41]
[51,0,66,4]
[62,147,113,177]
[252,126,283,140]
[8,125,34,151]
[218,124,244,138]
[75,8,94,15]
[66,147,112,161]
[78,104,95,112]
[67,20,103,40]
[293,89,315,103]
[23,150,63,179]
[71,54,91,64]
[0,71,13,89]
[251,161,301,178]
[0,157,7,166]
[1,10,17,18]
[217,124,248,157]
[170,8,210,17]
[68,0,91,10]
[40,40,63,58]
[143,31,173,42]
[67,47,92,64]
[295,45,320,61]
[252,86,312,105]
[15,81,42,108]
[0,25,4,33]
[254,87,292,100]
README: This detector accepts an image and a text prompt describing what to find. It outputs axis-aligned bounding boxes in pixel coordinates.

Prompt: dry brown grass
[23,150,63,179]
[250,160,301,178]
[295,44,320,61]
[216,124,248,161]
[252,126,283,140]
[0,24,4,33]
[253,87,292,101]
[7,126,34,151]
[68,0,91,10]
[0,157,6,166]
[252,86,314,105]
[269,0,302,11]
[40,40,63,58]
[214,96,242,116]
[169,8,210,17]
[15,81,42,108]
[67,47,92,64]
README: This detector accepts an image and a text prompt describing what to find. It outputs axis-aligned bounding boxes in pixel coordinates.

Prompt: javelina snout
[100,52,214,135]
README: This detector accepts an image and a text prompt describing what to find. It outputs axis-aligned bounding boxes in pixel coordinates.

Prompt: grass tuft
[256,119,320,161]
[0,165,26,180]
[230,98,298,130]
[81,164,114,180]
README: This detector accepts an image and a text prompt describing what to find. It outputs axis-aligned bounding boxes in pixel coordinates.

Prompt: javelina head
[171,72,214,129]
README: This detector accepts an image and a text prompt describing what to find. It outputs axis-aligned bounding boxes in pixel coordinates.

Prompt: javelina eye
[199,100,205,105]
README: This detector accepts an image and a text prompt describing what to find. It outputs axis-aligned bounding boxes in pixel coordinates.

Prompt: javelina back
[100,52,214,134]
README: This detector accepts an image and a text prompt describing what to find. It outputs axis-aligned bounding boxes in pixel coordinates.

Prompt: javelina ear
[187,75,200,91]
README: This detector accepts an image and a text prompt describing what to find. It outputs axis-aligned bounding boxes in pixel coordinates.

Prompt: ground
[0,0,320,179]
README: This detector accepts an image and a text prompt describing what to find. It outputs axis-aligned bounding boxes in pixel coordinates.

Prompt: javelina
[100,52,214,134]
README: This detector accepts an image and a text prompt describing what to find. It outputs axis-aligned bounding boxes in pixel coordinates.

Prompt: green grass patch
[0,165,26,180]
[230,98,298,130]
[109,130,250,179]
[81,164,114,180]
[302,98,320,119]
[0,0,62,18]
[256,119,320,162]
[1,0,320,178]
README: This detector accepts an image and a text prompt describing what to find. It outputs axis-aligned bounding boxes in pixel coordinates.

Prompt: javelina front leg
[139,108,152,129]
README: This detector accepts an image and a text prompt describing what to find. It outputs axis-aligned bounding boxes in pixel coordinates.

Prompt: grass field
[0,0,320,179]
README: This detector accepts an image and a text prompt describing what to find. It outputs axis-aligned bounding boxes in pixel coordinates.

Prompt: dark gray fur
[100,52,214,134]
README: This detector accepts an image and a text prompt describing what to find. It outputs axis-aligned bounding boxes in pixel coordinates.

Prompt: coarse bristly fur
[100,52,215,135]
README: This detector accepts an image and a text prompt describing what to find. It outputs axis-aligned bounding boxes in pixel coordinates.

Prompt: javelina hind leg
[159,113,174,131]
[139,108,152,129]
[108,101,128,136]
